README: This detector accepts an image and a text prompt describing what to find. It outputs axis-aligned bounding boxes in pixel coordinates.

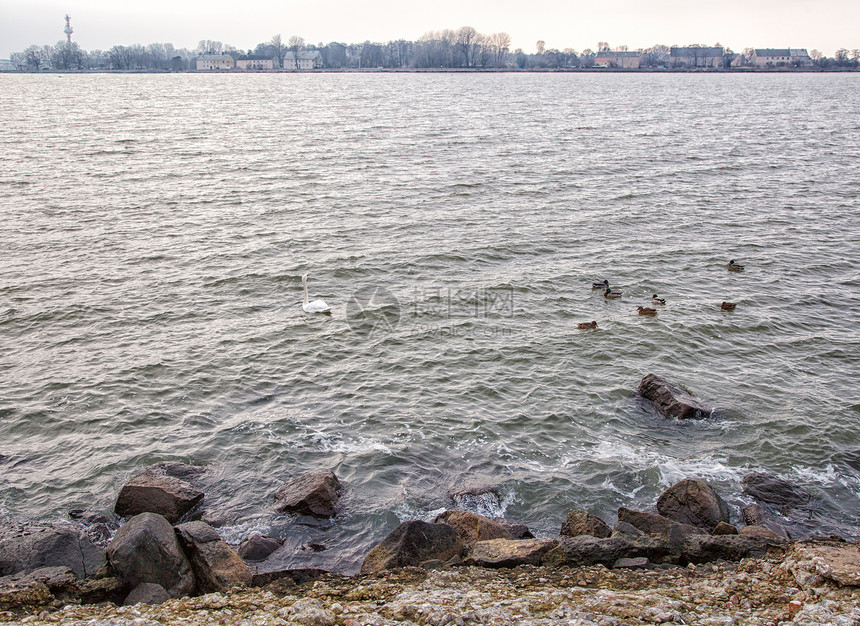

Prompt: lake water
[1,72,859,573]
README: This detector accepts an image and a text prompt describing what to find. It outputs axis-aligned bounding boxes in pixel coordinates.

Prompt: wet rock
[123,582,170,605]
[68,510,118,546]
[656,479,730,531]
[105,512,195,599]
[741,503,791,539]
[0,521,105,579]
[739,525,783,540]
[360,521,463,575]
[273,470,342,518]
[175,521,251,593]
[466,538,557,568]
[741,472,813,508]
[493,519,534,539]
[712,521,739,535]
[637,373,713,419]
[434,510,513,548]
[617,506,708,537]
[560,510,613,539]
[237,533,282,562]
[78,575,124,605]
[249,567,329,588]
[115,465,204,523]
[0,573,53,612]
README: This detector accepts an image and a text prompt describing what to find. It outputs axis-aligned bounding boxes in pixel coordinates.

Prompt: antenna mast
[64,14,74,44]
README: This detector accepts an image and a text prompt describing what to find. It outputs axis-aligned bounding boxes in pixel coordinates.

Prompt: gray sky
[1,0,857,59]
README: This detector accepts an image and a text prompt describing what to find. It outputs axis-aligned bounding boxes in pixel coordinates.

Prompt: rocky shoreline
[2,374,859,623]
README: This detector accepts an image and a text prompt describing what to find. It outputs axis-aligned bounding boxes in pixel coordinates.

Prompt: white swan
[301,273,331,314]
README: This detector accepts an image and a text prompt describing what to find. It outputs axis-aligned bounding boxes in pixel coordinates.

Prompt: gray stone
[612,521,645,537]
[123,582,169,606]
[560,510,613,539]
[656,479,730,531]
[741,503,791,539]
[237,533,282,562]
[739,525,783,540]
[434,510,513,549]
[493,519,534,539]
[638,373,713,419]
[614,557,650,569]
[741,473,813,508]
[175,521,251,593]
[105,512,195,599]
[360,521,463,574]
[273,471,342,518]
[0,521,105,579]
[681,533,781,564]
[466,539,557,568]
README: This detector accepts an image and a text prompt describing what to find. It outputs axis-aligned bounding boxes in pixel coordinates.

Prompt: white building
[751,49,812,67]
[236,55,276,70]
[282,51,322,70]
[196,54,235,70]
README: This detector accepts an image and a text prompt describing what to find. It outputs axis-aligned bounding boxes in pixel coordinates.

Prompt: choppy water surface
[1,72,859,573]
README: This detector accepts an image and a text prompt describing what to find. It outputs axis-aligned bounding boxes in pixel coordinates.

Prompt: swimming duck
[727,260,745,272]
[651,294,666,304]
[592,279,610,289]
[721,301,736,311]
[578,321,598,329]
[638,306,657,315]
[604,288,622,299]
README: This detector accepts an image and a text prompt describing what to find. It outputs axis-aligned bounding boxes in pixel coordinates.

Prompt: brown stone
[115,467,203,524]
[637,373,713,419]
[656,479,730,531]
[712,522,739,536]
[466,539,557,568]
[360,521,462,575]
[273,471,342,517]
[434,511,513,549]
[560,510,612,539]
[175,521,251,593]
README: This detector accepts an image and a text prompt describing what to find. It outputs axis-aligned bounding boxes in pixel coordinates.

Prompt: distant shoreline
[2,67,858,75]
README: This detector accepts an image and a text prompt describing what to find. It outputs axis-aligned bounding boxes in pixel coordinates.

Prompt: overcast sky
[1,0,857,59]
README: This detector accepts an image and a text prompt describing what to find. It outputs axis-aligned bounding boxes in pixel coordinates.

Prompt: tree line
[8,28,860,71]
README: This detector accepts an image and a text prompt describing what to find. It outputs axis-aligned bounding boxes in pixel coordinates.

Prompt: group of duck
[577,260,744,330]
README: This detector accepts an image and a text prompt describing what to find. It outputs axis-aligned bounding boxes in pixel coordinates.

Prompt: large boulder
[434,510,513,548]
[780,540,860,588]
[741,473,813,508]
[560,510,612,539]
[617,507,709,538]
[466,539,557,568]
[360,521,463,575]
[105,512,195,599]
[656,479,730,531]
[494,519,534,539]
[637,374,713,420]
[0,566,79,611]
[123,582,170,606]
[273,471,341,518]
[175,521,251,593]
[0,521,105,579]
[115,464,204,523]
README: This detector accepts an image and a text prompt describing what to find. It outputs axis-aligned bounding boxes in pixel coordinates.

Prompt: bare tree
[270,34,287,68]
[597,41,610,52]
[456,26,479,67]
[23,45,46,70]
[196,40,224,55]
[536,40,546,55]
[834,48,850,66]
[288,35,305,69]
[486,32,511,67]
[809,49,823,66]
[618,44,628,52]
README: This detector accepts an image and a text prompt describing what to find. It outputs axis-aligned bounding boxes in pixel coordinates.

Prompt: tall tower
[64,14,73,44]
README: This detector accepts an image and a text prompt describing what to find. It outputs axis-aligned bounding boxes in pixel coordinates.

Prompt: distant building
[593,50,641,69]
[751,48,812,67]
[236,55,276,70]
[283,51,322,70]
[670,46,723,68]
[196,54,235,70]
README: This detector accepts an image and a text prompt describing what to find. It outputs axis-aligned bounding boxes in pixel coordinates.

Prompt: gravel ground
[4,550,860,626]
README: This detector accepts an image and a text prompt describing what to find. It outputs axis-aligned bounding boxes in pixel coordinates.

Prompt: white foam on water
[214,520,273,546]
